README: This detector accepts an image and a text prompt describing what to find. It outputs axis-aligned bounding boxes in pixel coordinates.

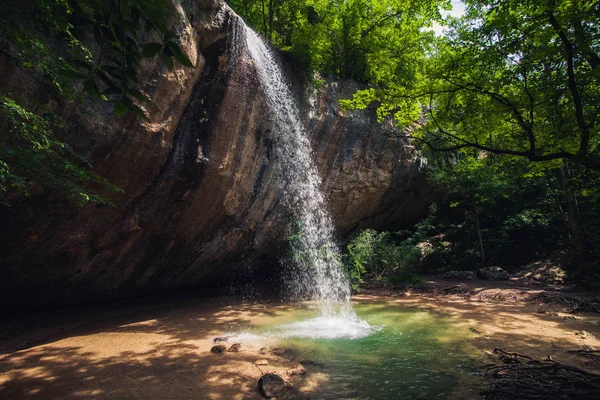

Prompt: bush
[345,229,422,284]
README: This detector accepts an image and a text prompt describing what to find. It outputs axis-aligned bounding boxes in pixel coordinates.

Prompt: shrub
[345,229,423,284]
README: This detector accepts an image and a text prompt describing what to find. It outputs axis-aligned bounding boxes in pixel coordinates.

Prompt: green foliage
[345,204,437,284]
[424,153,567,270]
[363,0,599,171]
[1,0,195,117]
[0,0,195,205]
[0,95,122,206]
[229,0,448,87]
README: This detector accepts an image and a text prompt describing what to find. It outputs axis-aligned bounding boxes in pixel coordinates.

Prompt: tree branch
[442,76,536,153]
[547,3,591,156]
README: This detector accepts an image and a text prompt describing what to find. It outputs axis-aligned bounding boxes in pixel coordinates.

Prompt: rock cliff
[0,0,432,307]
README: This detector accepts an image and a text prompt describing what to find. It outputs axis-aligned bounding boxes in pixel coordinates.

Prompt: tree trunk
[558,163,582,240]
[260,0,267,36]
[473,205,486,266]
[268,0,274,40]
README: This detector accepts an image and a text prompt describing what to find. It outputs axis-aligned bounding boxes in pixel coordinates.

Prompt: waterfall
[242,24,353,317]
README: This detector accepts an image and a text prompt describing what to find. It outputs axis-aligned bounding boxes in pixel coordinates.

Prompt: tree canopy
[345,0,600,171]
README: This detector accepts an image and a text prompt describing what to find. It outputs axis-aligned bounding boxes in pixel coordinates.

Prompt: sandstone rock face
[0,1,432,307]
[305,79,432,233]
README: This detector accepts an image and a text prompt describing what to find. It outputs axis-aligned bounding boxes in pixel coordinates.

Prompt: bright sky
[431,0,466,36]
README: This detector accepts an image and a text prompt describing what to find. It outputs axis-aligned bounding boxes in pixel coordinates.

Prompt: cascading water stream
[241,23,371,337]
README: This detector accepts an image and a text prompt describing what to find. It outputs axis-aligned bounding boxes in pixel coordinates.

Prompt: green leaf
[166,42,195,68]
[161,55,174,71]
[156,22,169,34]
[113,101,128,115]
[122,96,146,119]
[51,5,70,32]
[163,31,178,41]
[57,69,88,80]
[129,89,151,104]
[83,79,100,97]
[142,42,163,58]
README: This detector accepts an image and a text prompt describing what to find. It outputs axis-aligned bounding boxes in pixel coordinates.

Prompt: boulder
[227,343,241,352]
[258,373,287,398]
[210,345,227,354]
[286,364,306,377]
[258,373,307,399]
[478,266,510,280]
[442,271,475,280]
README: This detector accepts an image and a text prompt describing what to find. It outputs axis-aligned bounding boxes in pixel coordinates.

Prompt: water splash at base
[273,315,376,339]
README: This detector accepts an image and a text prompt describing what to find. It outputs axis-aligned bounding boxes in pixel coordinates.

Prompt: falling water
[242,24,360,324]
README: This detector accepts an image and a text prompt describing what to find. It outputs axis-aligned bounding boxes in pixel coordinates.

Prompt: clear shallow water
[232,303,479,399]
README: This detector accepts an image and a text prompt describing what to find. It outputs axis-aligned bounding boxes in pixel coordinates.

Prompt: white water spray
[242,23,367,331]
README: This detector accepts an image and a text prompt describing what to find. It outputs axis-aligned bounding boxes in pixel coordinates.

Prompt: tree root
[482,348,600,400]
[567,349,600,364]
[531,292,600,314]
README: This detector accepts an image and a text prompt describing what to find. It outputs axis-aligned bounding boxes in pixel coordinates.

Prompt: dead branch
[482,348,600,400]
[531,292,600,314]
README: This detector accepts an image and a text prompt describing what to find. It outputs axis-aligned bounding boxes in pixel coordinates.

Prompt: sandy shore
[1,287,599,399]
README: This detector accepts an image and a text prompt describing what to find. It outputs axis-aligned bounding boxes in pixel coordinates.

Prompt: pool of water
[232,302,479,399]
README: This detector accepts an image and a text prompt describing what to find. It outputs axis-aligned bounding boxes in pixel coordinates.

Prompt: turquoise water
[246,303,478,399]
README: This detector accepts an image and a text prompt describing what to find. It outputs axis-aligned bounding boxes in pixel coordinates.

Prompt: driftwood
[482,348,600,400]
[531,292,600,314]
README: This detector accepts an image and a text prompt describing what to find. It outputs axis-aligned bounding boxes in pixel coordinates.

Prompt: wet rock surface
[258,373,308,399]
[227,343,241,352]
[286,363,306,377]
[0,0,433,308]
[258,373,287,398]
[210,344,227,354]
